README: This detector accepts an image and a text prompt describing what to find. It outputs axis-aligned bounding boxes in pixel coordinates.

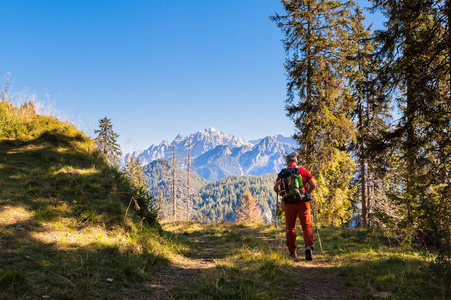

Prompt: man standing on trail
[274,153,316,260]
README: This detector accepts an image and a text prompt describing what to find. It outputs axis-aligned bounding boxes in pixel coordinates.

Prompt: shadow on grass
[312,227,450,300]
[157,223,352,300]
[0,132,170,298]
[1,132,448,299]
[0,131,136,230]
[161,223,450,300]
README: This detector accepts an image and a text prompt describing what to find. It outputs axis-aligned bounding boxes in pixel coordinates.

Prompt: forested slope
[141,158,278,223]
[142,158,210,197]
[193,173,277,223]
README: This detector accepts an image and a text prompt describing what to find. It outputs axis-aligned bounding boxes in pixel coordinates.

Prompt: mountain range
[122,128,297,181]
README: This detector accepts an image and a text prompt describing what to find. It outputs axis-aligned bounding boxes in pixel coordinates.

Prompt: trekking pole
[275,193,284,254]
[310,198,324,254]
[275,194,279,242]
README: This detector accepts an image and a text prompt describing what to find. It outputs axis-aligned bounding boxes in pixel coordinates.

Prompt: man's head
[286,153,297,166]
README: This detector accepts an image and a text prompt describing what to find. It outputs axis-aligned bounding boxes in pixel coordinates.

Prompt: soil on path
[141,224,355,300]
[290,255,356,300]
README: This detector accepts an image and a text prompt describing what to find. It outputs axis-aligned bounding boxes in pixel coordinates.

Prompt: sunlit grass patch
[50,165,100,176]
[0,206,32,226]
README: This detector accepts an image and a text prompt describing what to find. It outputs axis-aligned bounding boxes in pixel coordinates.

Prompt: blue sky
[1,0,384,153]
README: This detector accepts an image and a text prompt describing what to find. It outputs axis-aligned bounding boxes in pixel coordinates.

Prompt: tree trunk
[406,78,415,223]
[357,44,367,227]
[187,140,191,221]
[448,0,450,95]
[172,145,176,221]
[306,0,313,155]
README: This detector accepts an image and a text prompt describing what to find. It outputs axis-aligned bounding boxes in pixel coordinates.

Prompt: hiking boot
[289,251,297,258]
[305,245,313,261]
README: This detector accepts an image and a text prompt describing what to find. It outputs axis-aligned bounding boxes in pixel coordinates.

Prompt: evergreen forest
[271,0,450,252]
[142,159,277,224]
[194,173,277,223]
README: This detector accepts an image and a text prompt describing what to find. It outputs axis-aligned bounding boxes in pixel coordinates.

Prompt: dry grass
[0,99,169,298]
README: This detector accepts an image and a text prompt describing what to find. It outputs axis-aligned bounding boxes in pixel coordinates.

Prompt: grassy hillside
[0,100,173,298]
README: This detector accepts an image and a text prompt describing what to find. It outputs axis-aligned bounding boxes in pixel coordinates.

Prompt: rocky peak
[121,129,298,180]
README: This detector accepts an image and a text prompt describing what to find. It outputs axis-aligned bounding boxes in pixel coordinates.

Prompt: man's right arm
[273,179,280,193]
[306,178,316,194]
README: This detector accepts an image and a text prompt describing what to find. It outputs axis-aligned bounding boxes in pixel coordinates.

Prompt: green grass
[0,100,171,298]
[163,222,298,300]
[158,223,450,300]
[317,227,451,299]
[1,99,449,299]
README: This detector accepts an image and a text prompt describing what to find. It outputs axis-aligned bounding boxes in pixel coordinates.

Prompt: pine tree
[94,117,121,168]
[370,0,450,245]
[272,0,361,225]
[124,156,149,195]
[123,155,159,224]
[346,6,393,227]
[235,189,263,223]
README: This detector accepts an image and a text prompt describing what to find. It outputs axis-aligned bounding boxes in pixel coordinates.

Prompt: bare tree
[184,139,199,221]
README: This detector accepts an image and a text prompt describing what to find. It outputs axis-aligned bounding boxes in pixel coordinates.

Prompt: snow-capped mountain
[249,134,297,147]
[122,128,297,181]
[121,128,253,167]
[173,127,254,158]
[240,136,292,176]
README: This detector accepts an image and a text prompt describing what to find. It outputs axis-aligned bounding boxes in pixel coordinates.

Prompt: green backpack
[277,167,307,203]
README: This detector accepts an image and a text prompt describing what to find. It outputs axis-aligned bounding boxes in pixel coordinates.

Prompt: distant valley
[125,128,296,222]
[142,159,278,223]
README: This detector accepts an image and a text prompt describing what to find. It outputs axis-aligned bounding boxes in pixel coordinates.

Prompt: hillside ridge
[0,100,167,298]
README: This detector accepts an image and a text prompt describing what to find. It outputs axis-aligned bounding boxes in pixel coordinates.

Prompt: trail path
[290,255,355,300]
[142,228,221,299]
[141,224,355,300]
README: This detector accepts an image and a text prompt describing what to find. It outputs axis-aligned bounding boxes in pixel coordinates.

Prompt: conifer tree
[123,155,159,224]
[272,0,362,225]
[124,156,149,195]
[235,189,263,223]
[346,7,392,227]
[94,117,121,168]
[370,0,450,241]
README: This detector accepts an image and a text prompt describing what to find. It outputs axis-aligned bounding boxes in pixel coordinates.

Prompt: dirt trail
[142,226,354,300]
[142,230,220,299]
[291,256,356,300]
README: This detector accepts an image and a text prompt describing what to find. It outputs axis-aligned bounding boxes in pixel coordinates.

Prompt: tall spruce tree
[272,0,363,225]
[370,0,450,245]
[94,116,121,168]
[347,7,392,227]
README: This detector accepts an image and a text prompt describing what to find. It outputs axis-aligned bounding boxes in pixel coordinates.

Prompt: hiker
[274,153,316,260]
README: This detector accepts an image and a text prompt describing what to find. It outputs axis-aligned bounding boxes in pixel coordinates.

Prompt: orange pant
[284,201,314,253]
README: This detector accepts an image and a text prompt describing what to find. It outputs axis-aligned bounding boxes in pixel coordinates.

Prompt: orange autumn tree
[235,189,263,223]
